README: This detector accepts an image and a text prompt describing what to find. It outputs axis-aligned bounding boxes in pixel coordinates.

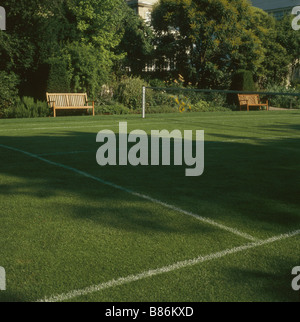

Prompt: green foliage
[148,79,166,88]
[277,15,300,82]
[116,5,154,76]
[185,91,227,108]
[231,70,256,91]
[250,8,290,87]
[3,96,50,118]
[47,57,71,93]
[0,0,127,100]
[265,85,300,109]
[116,77,150,110]
[150,91,177,107]
[2,0,299,107]
[95,104,130,115]
[151,0,264,88]
[0,71,19,117]
[190,101,232,112]
[65,0,126,94]
[228,70,256,106]
[146,105,179,114]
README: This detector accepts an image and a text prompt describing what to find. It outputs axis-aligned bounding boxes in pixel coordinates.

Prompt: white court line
[0,143,258,242]
[37,229,300,302]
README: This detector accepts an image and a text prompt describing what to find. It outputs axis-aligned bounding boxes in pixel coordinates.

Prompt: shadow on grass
[0,130,299,233]
[223,255,300,302]
[0,291,28,303]
[0,125,300,302]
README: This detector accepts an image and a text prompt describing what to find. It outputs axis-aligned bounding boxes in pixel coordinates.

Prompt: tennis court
[0,110,299,302]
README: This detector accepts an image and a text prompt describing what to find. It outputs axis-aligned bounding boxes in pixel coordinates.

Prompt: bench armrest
[86,101,95,107]
[47,100,56,107]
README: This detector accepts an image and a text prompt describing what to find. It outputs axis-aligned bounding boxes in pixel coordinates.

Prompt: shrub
[190,100,232,112]
[187,91,227,107]
[0,72,19,117]
[95,104,131,115]
[148,78,166,88]
[47,57,71,93]
[116,77,151,110]
[265,84,300,109]
[228,70,256,107]
[146,90,175,107]
[231,70,256,91]
[146,105,179,114]
[3,96,50,118]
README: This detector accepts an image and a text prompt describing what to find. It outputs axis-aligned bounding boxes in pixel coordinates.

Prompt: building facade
[126,1,298,21]
[251,0,298,19]
[125,0,158,22]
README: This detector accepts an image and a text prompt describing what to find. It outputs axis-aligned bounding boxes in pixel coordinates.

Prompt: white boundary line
[37,229,300,302]
[0,143,258,242]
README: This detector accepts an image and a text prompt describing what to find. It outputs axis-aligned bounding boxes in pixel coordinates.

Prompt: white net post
[142,86,146,119]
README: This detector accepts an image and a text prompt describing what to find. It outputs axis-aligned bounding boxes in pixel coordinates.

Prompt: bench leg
[52,102,56,118]
[93,102,95,116]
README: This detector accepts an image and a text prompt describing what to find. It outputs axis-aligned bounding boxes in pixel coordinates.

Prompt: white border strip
[0,143,258,242]
[37,229,300,302]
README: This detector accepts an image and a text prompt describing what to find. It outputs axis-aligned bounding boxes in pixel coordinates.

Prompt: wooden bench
[238,94,269,112]
[46,93,95,117]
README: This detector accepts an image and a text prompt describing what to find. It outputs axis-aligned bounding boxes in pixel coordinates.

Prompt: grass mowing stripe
[130,191,258,242]
[0,143,258,242]
[37,133,300,157]
[38,150,94,156]
[0,121,168,132]
[37,229,300,302]
[1,111,298,132]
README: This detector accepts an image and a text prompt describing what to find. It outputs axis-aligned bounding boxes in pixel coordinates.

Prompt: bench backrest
[46,93,88,107]
[237,94,259,106]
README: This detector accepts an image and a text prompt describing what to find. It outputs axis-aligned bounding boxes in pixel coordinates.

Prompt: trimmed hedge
[47,59,71,93]
[228,70,256,107]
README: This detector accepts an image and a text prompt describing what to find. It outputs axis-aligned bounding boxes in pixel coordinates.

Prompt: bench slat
[46,93,94,117]
[237,94,268,112]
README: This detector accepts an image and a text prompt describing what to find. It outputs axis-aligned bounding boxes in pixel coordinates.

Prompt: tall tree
[0,0,127,98]
[151,0,265,88]
[115,5,154,76]
[276,14,300,83]
[250,7,290,87]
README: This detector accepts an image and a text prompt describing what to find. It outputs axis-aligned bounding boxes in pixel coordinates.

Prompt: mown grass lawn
[0,110,299,302]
